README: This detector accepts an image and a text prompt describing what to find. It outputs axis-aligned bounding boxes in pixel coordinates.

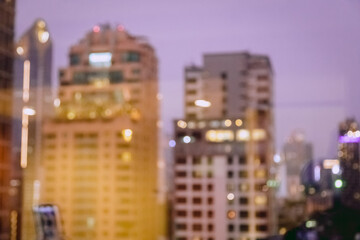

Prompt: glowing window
[205,130,234,142]
[253,129,266,141]
[254,195,267,205]
[236,129,250,141]
[89,52,112,67]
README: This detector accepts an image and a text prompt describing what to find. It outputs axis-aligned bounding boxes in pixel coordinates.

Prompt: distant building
[282,131,312,200]
[338,118,360,210]
[40,24,165,240]
[0,0,16,240]
[173,52,275,240]
[13,19,53,240]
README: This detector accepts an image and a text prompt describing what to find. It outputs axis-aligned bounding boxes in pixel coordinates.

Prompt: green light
[306,220,317,228]
[334,179,343,188]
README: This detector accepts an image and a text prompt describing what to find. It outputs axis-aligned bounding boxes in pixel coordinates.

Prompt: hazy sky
[16,0,360,159]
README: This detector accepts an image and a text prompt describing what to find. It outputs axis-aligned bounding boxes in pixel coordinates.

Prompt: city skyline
[15,0,360,160]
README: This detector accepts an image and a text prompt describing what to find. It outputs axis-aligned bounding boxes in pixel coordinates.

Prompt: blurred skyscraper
[173,53,275,240]
[13,19,53,240]
[0,0,15,240]
[338,118,360,210]
[282,131,312,200]
[40,24,165,240]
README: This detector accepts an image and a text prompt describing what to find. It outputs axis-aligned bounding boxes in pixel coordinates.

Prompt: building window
[256,211,267,218]
[192,171,202,178]
[238,183,249,192]
[122,51,140,62]
[221,72,227,80]
[238,170,248,178]
[227,171,233,178]
[207,171,213,178]
[207,157,213,165]
[239,155,247,164]
[239,224,249,232]
[192,224,202,231]
[186,78,196,83]
[175,224,187,230]
[207,184,213,191]
[239,211,249,218]
[176,184,187,191]
[70,54,80,66]
[207,198,213,205]
[176,158,186,164]
[208,224,214,232]
[176,171,187,177]
[228,224,234,232]
[239,197,248,205]
[192,211,202,218]
[175,197,187,204]
[175,211,187,217]
[192,184,202,191]
[192,198,202,204]
[207,211,213,218]
[227,156,233,165]
[256,225,268,232]
[193,157,202,165]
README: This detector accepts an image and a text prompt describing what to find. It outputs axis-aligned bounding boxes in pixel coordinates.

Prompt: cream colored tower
[40,24,165,240]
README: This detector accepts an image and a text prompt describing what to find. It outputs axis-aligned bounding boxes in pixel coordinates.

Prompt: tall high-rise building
[13,19,53,240]
[0,0,16,239]
[173,52,275,240]
[337,118,360,210]
[40,24,165,240]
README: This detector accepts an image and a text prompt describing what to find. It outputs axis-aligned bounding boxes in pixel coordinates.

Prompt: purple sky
[16,0,360,159]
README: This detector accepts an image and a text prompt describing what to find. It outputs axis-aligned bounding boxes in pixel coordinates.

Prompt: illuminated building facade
[338,118,360,210]
[0,0,15,239]
[13,19,53,240]
[173,53,275,240]
[40,24,165,240]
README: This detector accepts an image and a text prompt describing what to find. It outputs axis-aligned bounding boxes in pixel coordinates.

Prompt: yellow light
[37,20,46,28]
[205,130,234,142]
[236,129,250,141]
[23,60,30,102]
[67,112,76,120]
[252,129,266,141]
[16,46,24,56]
[323,159,339,169]
[235,119,243,127]
[38,30,49,43]
[227,210,236,219]
[177,120,187,129]
[20,111,28,168]
[122,152,131,162]
[279,227,287,235]
[224,119,232,127]
[123,129,133,142]
[255,169,267,178]
[104,109,112,117]
[10,211,18,240]
[194,99,211,108]
[254,195,267,205]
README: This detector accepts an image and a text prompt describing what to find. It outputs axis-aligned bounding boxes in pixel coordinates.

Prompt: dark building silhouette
[13,19,53,240]
[0,0,16,240]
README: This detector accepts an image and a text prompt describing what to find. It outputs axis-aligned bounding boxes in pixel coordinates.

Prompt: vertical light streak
[20,109,29,168]
[23,60,30,102]
[21,60,30,168]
